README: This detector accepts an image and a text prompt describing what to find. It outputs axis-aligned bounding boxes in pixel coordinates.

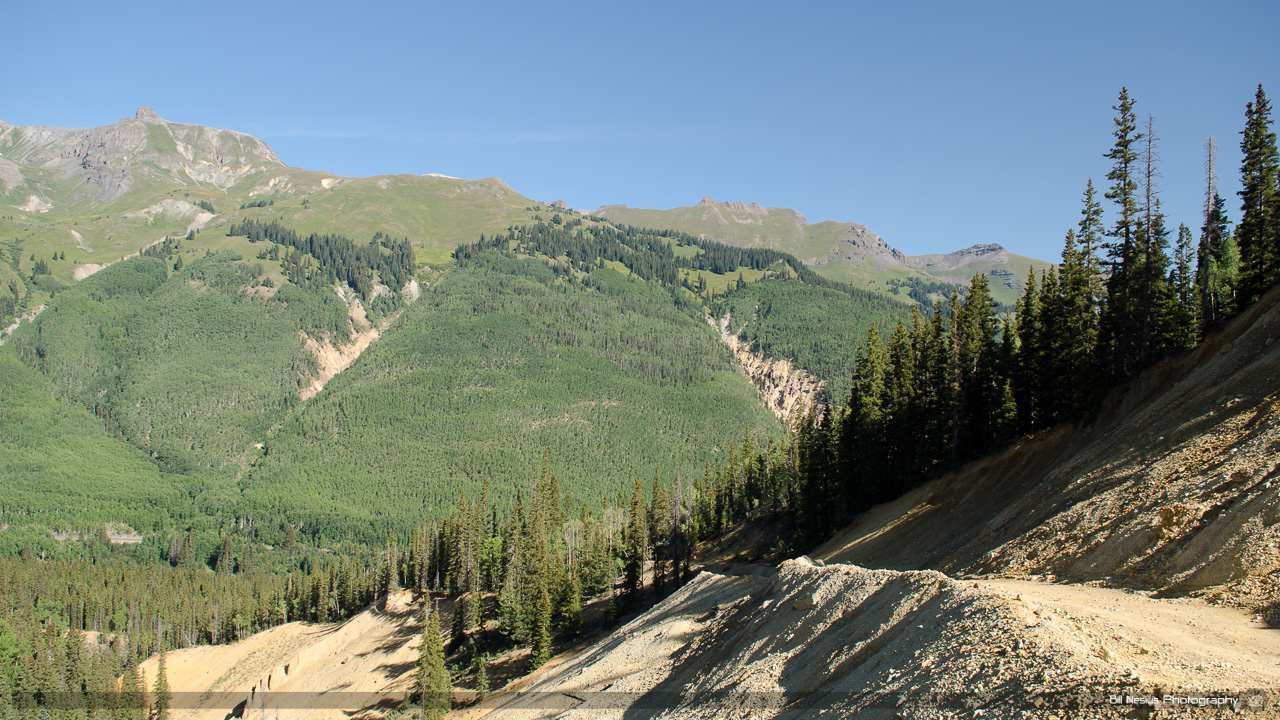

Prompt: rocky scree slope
[464,559,1278,719]
[715,309,824,424]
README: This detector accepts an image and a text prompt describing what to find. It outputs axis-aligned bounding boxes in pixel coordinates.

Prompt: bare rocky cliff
[0,107,281,201]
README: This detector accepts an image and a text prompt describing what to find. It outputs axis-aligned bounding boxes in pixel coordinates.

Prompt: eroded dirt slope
[818,286,1280,612]
[137,591,433,720]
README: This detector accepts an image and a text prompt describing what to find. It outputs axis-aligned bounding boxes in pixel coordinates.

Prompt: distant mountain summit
[593,198,1052,305]
[0,107,282,202]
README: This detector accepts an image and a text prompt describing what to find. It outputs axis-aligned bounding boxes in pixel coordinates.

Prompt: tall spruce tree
[529,581,552,669]
[1198,136,1235,329]
[417,603,449,720]
[153,653,171,720]
[1013,267,1041,431]
[622,479,648,607]
[1237,84,1279,302]
[1101,87,1144,378]
[954,274,1001,457]
[1166,223,1197,352]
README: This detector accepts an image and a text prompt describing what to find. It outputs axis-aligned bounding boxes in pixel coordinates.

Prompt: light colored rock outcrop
[716,311,824,423]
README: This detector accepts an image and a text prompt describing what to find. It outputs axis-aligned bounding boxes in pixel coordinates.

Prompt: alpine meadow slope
[593,196,1054,307]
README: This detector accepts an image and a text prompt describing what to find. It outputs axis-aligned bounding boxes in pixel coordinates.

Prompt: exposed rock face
[548,198,569,210]
[135,106,164,123]
[816,222,908,269]
[0,156,22,193]
[697,195,772,217]
[717,311,824,423]
[905,242,1010,272]
[0,107,281,201]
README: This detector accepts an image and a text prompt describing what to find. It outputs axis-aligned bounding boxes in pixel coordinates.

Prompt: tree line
[227,219,414,301]
[454,219,914,308]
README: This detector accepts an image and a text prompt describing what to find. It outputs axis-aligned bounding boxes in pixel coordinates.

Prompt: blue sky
[7,0,1277,260]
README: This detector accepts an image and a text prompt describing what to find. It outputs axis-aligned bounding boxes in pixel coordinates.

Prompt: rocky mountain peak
[135,107,165,124]
[0,111,283,202]
[697,196,770,216]
[955,242,1006,256]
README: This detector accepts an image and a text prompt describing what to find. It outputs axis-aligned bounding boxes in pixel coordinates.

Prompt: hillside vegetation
[0,352,170,542]
[593,197,1054,306]
[717,278,914,402]
[242,249,782,543]
[6,253,347,474]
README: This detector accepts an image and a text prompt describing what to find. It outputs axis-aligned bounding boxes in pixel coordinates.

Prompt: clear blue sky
[6,0,1277,261]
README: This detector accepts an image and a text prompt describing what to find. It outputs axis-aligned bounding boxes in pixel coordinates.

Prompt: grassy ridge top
[593,200,1055,307]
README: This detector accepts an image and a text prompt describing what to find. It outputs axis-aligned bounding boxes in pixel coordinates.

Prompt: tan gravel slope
[137,590,430,720]
[466,560,1279,719]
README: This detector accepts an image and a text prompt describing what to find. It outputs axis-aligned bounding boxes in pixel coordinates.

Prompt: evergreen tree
[622,479,647,607]
[120,664,145,720]
[1100,87,1144,378]
[1058,226,1099,418]
[382,538,399,604]
[529,581,552,669]
[153,653,171,720]
[843,325,887,510]
[1198,137,1233,328]
[955,274,1002,454]
[1013,267,1041,430]
[647,475,670,596]
[1037,265,1067,424]
[473,656,489,700]
[1237,84,1279,302]
[1166,223,1197,352]
[416,603,449,720]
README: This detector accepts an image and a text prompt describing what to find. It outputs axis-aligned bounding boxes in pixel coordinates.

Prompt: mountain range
[0,107,1050,315]
[593,197,1054,306]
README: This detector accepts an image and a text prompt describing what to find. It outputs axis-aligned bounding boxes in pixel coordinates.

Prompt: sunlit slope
[242,253,782,543]
[594,198,1055,306]
[0,350,173,539]
[7,253,348,474]
[0,110,540,312]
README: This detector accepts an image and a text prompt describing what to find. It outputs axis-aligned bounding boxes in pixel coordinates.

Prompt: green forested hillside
[717,279,915,402]
[2,216,916,548]
[0,352,173,537]
[6,253,348,473]
[242,250,781,545]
